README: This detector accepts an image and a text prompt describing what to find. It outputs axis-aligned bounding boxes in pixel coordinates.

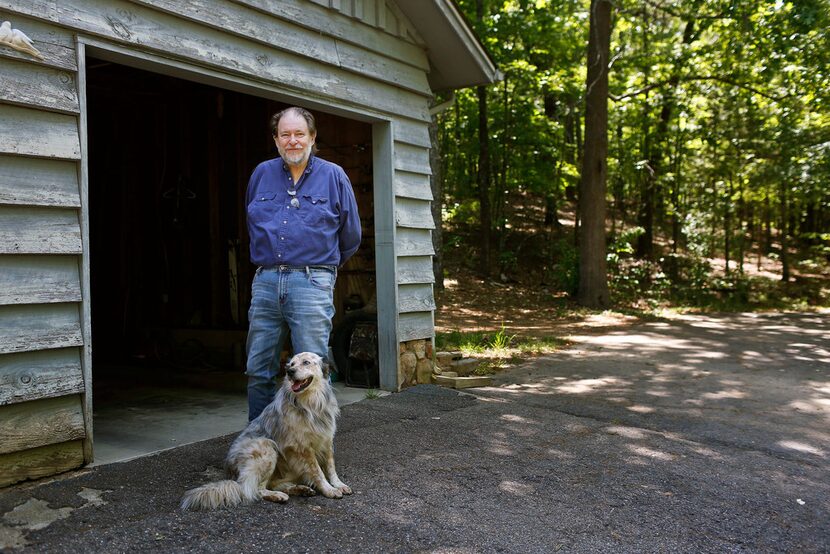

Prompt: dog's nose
[286,367,296,379]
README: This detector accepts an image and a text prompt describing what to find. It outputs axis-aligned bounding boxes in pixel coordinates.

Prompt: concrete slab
[92,381,380,466]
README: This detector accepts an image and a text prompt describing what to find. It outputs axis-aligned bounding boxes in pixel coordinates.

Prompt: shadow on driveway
[0,313,827,552]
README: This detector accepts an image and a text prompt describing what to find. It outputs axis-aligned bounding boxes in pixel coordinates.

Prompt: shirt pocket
[300,195,337,226]
[248,190,280,223]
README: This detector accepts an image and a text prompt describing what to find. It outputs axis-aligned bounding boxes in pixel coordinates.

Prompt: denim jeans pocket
[308,270,335,291]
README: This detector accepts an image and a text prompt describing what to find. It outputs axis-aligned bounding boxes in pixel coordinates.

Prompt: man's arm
[337,170,362,265]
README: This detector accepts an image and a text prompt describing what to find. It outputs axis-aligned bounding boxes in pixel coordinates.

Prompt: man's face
[275,112,315,167]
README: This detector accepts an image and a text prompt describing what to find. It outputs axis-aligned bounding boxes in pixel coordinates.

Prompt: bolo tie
[288,187,300,208]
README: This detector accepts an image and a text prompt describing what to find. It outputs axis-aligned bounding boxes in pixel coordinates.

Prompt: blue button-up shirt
[246,155,361,267]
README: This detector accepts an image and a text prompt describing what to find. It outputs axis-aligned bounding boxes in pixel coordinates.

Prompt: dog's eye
[303,360,309,365]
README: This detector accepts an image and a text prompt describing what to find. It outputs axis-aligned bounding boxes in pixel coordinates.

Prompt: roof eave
[393,0,501,92]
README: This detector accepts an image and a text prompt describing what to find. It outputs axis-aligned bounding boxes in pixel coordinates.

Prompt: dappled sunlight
[777,440,825,457]
[788,399,830,415]
[702,389,747,400]
[500,414,538,425]
[555,376,630,394]
[689,445,726,460]
[494,383,547,393]
[626,444,677,462]
[498,481,535,496]
[450,312,830,496]
[487,442,516,457]
[571,332,730,359]
[605,426,648,439]
[577,312,639,328]
[546,448,576,460]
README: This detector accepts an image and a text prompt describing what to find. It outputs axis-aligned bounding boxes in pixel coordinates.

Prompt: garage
[85,59,379,461]
[0,0,497,485]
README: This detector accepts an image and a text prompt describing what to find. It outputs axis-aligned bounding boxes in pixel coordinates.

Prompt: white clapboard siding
[396,197,434,229]
[394,142,431,174]
[0,12,78,71]
[0,349,84,405]
[393,118,431,148]
[0,155,80,207]
[383,1,424,44]
[0,303,83,355]
[238,0,429,69]
[0,255,82,305]
[395,227,434,256]
[0,58,79,114]
[396,256,434,285]
[2,0,431,122]
[0,394,85,455]
[334,39,429,94]
[398,283,436,313]
[0,207,82,254]
[0,104,81,160]
[0,440,84,488]
[398,311,433,342]
[130,0,430,95]
[395,170,432,201]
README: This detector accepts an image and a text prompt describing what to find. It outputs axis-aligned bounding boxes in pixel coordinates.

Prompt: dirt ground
[434,266,637,339]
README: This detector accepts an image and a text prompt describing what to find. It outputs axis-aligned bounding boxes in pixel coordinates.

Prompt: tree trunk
[636,10,699,259]
[476,0,491,277]
[738,176,745,274]
[477,85,492,277]
[763,194,772,256]
[780,180,789,282]
[577,0,612,308]
[724,178,732,274]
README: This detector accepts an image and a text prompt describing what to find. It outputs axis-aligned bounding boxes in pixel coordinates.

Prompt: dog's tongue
[291,379,305,392]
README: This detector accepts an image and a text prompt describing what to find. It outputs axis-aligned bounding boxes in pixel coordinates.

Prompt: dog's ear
[321,359,331,379]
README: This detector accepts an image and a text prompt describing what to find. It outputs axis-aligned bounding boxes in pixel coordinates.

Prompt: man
[245,106,361,421]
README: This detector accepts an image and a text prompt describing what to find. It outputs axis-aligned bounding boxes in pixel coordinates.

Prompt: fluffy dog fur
[181,352,351,510]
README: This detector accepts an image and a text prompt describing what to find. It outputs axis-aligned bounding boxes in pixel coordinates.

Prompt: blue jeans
[245,265,336,421]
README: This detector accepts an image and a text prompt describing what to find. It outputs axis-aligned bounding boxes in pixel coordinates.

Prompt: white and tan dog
[181,352,351,510]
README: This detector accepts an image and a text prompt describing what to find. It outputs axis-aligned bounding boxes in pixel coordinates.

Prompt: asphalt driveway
[1,312,828,552]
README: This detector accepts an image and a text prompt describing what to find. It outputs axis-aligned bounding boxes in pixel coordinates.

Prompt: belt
[259,264,337,274]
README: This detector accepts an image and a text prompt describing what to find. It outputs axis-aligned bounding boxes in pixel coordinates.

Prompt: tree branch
[610,75,791,102]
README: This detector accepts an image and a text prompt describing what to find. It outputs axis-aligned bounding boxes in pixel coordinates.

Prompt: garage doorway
[85,58,378,463]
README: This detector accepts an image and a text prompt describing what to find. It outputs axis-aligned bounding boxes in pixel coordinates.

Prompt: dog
[181,352,351,510]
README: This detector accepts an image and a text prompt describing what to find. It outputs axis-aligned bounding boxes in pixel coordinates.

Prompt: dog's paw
[320,486,343,499]
[261,490,289,503]
[335,483,352,495]
[287,485,316,497]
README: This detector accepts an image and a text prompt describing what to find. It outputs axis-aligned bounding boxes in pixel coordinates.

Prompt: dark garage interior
[84,58,379,462]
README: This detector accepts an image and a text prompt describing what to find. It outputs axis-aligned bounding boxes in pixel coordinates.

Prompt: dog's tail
[180,476,260,511]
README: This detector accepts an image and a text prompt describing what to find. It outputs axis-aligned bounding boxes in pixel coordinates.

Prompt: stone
[413,340,427,360]
[415,358,433,384]
[449,357,480,376]
[435,351,463,367]
[433,374,493,389]
[399,350,417,386]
